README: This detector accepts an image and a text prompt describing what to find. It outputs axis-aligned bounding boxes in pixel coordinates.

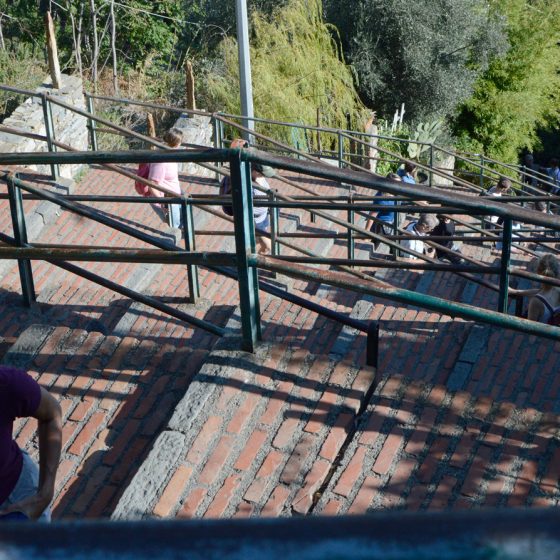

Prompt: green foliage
[0,43,46,121]
[199,0,366,146]
[324,0,508,122]
[453,0,560,163]
[180,0,289,56]
[406,120,445,160]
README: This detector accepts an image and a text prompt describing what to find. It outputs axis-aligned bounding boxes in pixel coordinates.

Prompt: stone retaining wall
[0,74,87,179]
[173,113,214,178]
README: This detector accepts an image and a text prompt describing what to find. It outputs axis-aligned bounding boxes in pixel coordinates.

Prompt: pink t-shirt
[148,161,181,197]
[0,367,41,504]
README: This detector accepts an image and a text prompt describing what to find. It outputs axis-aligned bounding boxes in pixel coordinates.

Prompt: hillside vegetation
[0,0,558,162]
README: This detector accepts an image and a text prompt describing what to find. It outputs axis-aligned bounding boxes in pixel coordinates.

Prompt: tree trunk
[45,11,63,89]
[75,0,85,77]
[66,0,83,77]
[0,16,5,50]
[110,0,118,94]
[90,0,99,91]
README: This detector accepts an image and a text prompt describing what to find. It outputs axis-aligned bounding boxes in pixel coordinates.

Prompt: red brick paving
[0,162,558,522]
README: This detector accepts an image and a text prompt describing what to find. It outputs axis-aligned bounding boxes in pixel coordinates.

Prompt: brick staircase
[1,162,558,521]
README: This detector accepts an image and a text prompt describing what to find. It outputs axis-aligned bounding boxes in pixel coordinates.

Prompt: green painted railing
[1,147,560,352]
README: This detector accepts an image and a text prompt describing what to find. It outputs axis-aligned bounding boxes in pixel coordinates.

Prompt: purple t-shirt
[0,366,41,504]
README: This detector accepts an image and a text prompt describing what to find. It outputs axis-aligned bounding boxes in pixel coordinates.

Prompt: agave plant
[407,120,444,160]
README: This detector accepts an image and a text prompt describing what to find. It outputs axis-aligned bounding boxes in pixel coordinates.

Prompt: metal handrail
[1,148,560,347]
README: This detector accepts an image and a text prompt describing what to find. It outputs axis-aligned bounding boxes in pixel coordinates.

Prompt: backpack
[134,163,151,196]
[220,176,233,216]
[535,294,560,326]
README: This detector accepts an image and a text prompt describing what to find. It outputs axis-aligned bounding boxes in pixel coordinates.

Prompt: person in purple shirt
[0,366,61,521]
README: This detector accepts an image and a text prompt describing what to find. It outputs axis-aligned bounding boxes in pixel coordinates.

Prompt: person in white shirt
[401,214,438,259]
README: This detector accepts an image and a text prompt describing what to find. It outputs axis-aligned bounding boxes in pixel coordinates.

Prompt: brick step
[315,356,560,513]
[3,322,214,519]
[112,304,377,519]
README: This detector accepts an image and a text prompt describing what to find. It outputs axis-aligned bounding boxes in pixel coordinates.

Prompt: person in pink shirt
[148,128,184,228]
[0,366,61,521]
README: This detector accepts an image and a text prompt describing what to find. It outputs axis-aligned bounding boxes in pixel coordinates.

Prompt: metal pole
[85,93,99,151]
[7,176,36,306]
[338,130,344,168]
[391,202,398,258]
[270,189,280,257]
[230,155,261,351]
[498,218,512,313]
[429,145,434,187]
[347,193,355,265]
[181,196,200,303]
[236,0,255,143]
[41,93,59,180]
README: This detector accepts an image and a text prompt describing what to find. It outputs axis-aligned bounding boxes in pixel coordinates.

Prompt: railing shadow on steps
[1,147,560,362]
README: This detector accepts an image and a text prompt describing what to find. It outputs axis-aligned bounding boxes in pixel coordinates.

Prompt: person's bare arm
[4,388,62,520]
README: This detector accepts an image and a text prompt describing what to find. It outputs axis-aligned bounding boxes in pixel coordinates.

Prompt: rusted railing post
[85,93,99,151]
[181,196,200,303]
[498,218,512,313]
[347,192,355,265]
[270,189,280,257]
[7,175,36,306]
[230,155,261,351]
[40,93,59,180]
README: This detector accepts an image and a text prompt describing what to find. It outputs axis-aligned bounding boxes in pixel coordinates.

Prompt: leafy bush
[0,44,46,122]
[197,0,367,147]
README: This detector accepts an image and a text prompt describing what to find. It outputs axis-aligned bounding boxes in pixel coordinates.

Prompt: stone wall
[0,74,87,179]
[172,113,215,178]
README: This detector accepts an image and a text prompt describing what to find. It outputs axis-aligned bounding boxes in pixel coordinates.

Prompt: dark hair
[404,162,417,173]
[386,173,401,181]
[550,158,559,167]
[537,254,560,279]
[163,128,182,147]
[252,163,264,174]
[497,177,511,189]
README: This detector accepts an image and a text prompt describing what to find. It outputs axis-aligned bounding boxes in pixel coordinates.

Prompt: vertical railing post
[270,189,280,257]
[7,176,36,307]
[41,93,59,180]
[216,117,224,149]
[181,196,199,303]
[347,193,355,265]
[230,154,261,351]
[213,114,223,182]
[479,155,485,190]
[85,93,98,151]
[338,130,344,168]
[391,199,399,258]
[498,217,512,313]
[429,145,434,187]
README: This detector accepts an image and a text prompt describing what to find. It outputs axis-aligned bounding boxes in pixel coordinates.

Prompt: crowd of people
[364,161,560,326]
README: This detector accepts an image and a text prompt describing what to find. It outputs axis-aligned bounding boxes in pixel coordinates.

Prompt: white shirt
[401,222,426,259]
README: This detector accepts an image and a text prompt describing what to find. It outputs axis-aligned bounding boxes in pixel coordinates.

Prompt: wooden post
[365,111,379,173]
[45,11,62,89]
[185,59,196,111]
[146,113,156,148]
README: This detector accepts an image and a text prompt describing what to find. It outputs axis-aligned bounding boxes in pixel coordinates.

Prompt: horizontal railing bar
[0,247,238,266]
[0,84,40,97]
[0,233,225,336]
[256,255,560,341]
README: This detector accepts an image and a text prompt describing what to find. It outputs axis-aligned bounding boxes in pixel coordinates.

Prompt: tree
[323,0,507,123]
[200,0,365,142]
[453,0,560,163]
[180,0,289,57]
